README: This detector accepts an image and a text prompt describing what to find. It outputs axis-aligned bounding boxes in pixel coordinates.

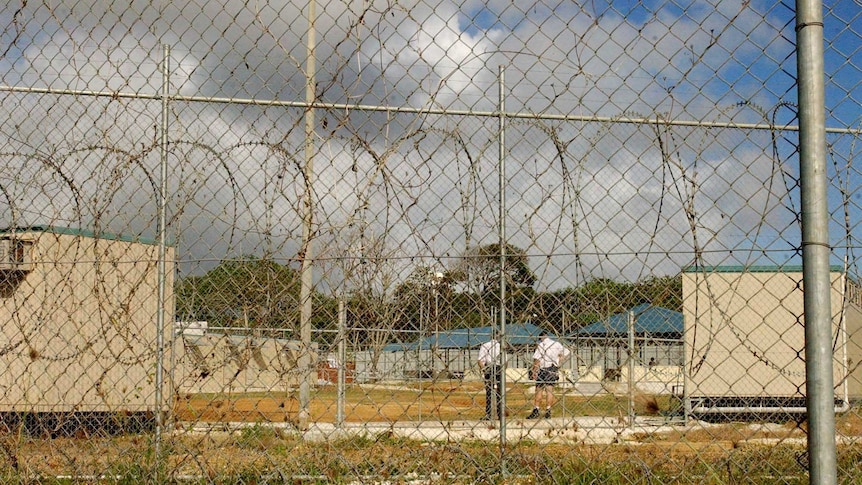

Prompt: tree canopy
[175,256,335,332]
[446,243,538,325]
[173,250,681,344]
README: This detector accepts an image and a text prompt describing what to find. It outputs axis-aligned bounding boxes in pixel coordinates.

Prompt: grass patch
[0,430,838,483]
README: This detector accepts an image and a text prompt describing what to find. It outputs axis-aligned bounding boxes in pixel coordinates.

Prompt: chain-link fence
[0,0,860,483]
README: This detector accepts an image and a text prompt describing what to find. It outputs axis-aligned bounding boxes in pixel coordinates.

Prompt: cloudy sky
[0,0,859,290]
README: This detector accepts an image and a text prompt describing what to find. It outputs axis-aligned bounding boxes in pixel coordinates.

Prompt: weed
[234,424,288,450]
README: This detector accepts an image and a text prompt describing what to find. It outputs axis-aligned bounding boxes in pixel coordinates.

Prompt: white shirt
[532,337,570,368]
[477,339,501,368]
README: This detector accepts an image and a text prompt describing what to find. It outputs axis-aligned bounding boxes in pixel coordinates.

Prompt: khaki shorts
[536,366,559,387]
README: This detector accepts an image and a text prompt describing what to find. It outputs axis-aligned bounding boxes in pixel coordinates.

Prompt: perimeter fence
[0,0,861,483]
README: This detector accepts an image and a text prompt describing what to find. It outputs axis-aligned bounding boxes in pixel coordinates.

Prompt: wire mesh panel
[0,0,860,483]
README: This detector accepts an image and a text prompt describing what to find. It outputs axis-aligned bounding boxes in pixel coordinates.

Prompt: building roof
[383,322,546,351]
[683,264,846,273]
[575,303,682,337]
[0,225,162,245]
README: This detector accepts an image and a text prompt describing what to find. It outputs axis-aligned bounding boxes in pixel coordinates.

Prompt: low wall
[173,335,311,395]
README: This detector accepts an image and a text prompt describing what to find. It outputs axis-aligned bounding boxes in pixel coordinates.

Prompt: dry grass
[174,380,531,423]
[3,386,861,482]
[837,408,862,436]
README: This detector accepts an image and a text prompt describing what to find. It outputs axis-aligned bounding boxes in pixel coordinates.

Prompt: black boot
[527,408,540,419]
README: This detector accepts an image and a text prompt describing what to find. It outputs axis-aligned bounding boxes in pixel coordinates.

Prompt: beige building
[172,328,308,395]
[683,265,862,415]
[0,226,174,416]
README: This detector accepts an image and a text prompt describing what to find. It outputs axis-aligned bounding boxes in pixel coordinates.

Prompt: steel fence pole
[337,299,345,427]
[497,64,509,472]
[298,0,317,432]
[796,0,837,483]
[628,311,635,427]
[154,44,171,468]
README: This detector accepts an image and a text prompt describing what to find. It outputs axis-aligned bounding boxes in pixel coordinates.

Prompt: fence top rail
[6,83,860,135]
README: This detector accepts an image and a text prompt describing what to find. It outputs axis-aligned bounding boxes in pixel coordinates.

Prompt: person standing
[527,333,571,419]
[477,335,502,420]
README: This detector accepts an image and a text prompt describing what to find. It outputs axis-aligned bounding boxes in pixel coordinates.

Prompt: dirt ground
[168,380,862,442]
[172,380,500,424]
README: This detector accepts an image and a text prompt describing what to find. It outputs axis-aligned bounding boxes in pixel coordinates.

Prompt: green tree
[535,275,682,335]
[176,256,335,333]
[448,243,537,326]
[334,236,410,379]
[635,275,682,311]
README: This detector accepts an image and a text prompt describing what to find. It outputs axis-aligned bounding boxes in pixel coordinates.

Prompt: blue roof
[383,322,546,351]
[575,304,682,337]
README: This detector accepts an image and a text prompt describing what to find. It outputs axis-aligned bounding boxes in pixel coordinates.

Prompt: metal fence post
[298,0,317,432]
[497,64,508,474]
[628,310,635,427]
[797,0,837,483]
[154,43,171,469]
[337,299,346,427]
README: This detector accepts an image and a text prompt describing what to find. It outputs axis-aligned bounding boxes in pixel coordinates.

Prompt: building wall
[172,334,306,394]
[683,268,861,404]
[842,291,862,400]
[0,229,174,413]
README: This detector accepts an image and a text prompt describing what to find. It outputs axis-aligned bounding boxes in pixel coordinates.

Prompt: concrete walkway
[175,415,687,445]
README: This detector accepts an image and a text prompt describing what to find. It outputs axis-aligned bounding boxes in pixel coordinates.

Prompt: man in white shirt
[477,335,502,420]
[528,333,570,419]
